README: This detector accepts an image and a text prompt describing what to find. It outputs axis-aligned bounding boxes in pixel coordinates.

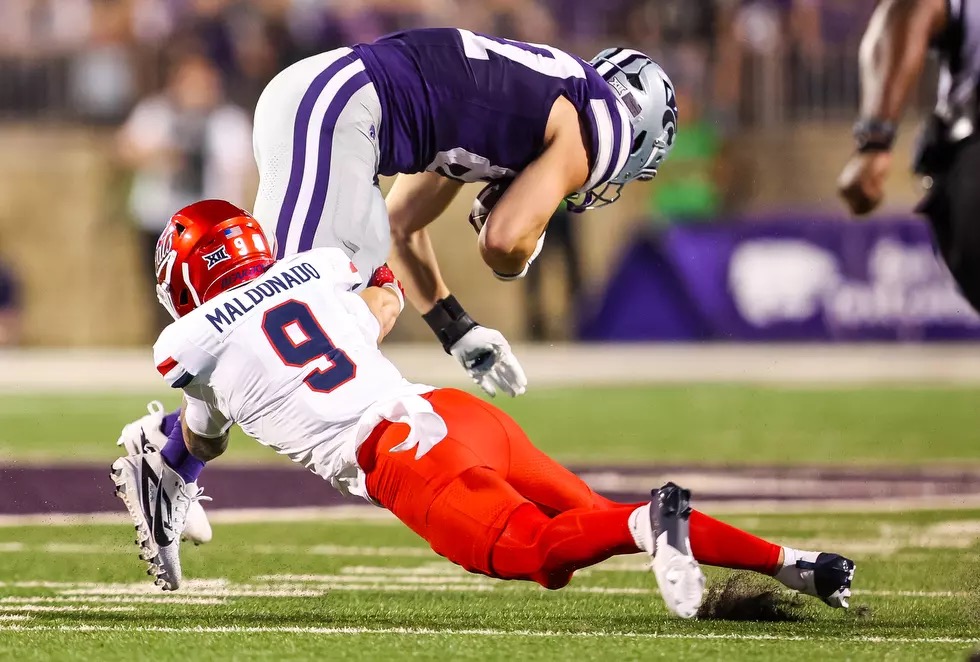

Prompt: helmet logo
[610,77,642,118]
[154,230,174,274]
[661,79,678,147]
[202,246,231,270]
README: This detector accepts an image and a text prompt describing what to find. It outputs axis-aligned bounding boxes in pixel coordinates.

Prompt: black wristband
[422,295,478,353]
[853,118,897,153]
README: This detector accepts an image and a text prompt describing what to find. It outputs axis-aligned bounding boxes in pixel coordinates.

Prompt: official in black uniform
[838,0,980,311]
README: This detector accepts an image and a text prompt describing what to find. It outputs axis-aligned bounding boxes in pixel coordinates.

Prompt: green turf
[1,385,978,465]
[0,510,977,660]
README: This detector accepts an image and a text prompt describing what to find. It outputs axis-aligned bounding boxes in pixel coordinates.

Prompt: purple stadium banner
[580,216,980,342]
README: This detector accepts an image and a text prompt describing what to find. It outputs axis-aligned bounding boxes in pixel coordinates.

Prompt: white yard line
[0,605,136,613]
[1,577,965,600]
[40,543,131,554]
[255,573,492,585]
[0,623,976,644]
[0,615,30,621]
[854,590,970,598]
[61,588,328,598]
[0,595,226,605]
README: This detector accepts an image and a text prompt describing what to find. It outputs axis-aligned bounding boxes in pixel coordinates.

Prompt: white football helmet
[569,48,678,211]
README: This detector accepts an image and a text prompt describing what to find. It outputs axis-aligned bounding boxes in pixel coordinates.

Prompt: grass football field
[2,384,979,465]
[1,384,979,660]
[0,512,978,660]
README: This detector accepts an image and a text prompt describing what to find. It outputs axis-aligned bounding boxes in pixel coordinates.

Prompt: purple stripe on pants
[296,70,372,254]
[275,53,358,259]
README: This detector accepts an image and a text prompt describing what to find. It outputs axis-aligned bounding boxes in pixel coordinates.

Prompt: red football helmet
[155,199,275,319]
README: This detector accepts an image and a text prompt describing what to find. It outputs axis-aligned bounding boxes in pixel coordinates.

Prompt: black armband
[853,118,897,153]
[422,295,478,353]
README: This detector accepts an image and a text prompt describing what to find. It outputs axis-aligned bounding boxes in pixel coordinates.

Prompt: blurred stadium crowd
[0,0,878,125]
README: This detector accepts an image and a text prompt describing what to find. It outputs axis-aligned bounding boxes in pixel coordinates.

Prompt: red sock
[491,503,640,589]
[689,510,781,574]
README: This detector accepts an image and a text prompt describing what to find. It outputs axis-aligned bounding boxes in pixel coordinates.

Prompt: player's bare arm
[359,287,401,341]
[387,170,526,399]
[479,96,590,277]
[180,403,228,463]
[387,171,464,312]
[838,0,948,215]
[360,264,406,342]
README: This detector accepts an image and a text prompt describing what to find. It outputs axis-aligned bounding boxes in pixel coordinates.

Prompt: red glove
[368,264,405,312]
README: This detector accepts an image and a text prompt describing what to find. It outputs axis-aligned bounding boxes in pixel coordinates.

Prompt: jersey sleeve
[306,247,363,291]
[152,323,217,389]
[182,383,233,438]
[338,289,382,346]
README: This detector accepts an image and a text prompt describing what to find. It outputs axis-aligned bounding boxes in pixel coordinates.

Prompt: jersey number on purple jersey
[425,31,588,183]
[456,29,585,80]
[261,300,356,393]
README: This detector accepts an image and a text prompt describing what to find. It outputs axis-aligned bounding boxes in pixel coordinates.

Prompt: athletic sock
[160,423,206,485]
[689,510,782,575]
[773,547,820,591]
[160,409,181,437]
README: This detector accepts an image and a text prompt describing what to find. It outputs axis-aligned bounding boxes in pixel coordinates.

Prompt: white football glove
[448,325,527,397]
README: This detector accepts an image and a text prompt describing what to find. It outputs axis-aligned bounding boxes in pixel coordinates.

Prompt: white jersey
[153,247,441,497]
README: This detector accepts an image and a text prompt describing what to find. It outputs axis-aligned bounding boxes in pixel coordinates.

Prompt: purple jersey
[352,28,632,192]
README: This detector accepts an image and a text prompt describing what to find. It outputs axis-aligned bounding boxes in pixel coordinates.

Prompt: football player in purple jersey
[116,28,679,543]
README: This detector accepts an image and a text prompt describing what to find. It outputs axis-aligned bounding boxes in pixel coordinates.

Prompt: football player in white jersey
[110,200,856,618]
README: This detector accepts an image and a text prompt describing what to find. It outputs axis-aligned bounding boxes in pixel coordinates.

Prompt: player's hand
[368,264,405,312]
[448,325,527,397]
[837,151,892,216]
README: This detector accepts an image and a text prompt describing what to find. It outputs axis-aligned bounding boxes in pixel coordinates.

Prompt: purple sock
[160,421,206,485]
[161,409,181,437]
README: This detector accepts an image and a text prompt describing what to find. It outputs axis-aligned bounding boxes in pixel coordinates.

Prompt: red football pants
[357,389,781,589]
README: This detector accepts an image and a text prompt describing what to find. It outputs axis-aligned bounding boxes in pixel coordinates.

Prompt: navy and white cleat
[777,551,856,608]
[629,482,706,618]
[110,452,208,591]
[115,402,212,545]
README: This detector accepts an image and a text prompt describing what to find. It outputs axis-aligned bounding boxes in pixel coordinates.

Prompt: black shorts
[916,135,980,312]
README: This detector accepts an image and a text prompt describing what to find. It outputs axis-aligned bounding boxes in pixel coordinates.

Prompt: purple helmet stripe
[295,70,371,253]
[274,54,357,259]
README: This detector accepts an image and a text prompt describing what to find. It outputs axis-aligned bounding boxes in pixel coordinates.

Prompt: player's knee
[490,503,573,590]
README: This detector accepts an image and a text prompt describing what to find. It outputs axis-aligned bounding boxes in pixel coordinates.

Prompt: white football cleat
[115,402,213,546]
[116,401,167,455]
[183,501,213,544]
[110,452,209,590]
[629,482,706,619]
[775,548,856,608]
